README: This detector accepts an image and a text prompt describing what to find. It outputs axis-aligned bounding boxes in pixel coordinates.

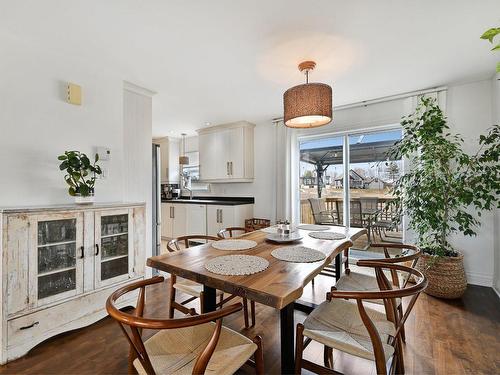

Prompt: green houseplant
[57,151,102,203]
[387,97,499,298]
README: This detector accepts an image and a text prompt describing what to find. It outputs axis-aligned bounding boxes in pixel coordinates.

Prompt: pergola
[300,139,399,198]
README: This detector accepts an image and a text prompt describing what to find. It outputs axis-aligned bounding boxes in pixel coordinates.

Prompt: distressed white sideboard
[0,202,146,363]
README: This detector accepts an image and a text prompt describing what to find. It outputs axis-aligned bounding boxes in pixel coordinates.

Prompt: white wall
[0,34,126,206]
[491,74,500,294]
[0,33,153,265]
[123,88,153,276]
[445,79,496,287]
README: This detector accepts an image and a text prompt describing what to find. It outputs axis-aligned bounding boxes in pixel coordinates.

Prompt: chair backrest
[167,235,220,252]
[329,262,427,375]
[359,197,379,212]
[308,198,326,215]
[362,243,422,287]
[349,200,363,226]
[106,276,243,375]
[217,227,250,239]
[309,198,338,224]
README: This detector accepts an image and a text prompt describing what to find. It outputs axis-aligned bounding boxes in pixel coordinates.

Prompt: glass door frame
[94,208,134,289]
[296,123,404,232]
[28,212,85,307]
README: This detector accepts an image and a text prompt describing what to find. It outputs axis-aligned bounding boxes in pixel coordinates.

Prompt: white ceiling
[2,0,499,137]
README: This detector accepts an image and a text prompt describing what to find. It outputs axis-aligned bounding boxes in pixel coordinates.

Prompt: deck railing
[300,197,395,224]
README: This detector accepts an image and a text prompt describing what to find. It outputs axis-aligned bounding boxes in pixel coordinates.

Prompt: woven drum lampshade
[283,61,333,128]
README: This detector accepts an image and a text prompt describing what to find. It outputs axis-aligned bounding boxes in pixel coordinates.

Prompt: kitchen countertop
[161,196,254,206]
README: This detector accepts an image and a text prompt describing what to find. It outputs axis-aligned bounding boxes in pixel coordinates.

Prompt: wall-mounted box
[67,83,82,105]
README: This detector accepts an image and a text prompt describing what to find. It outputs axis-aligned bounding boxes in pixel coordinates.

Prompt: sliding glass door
[299,127,402,250]
[299,135,345,226]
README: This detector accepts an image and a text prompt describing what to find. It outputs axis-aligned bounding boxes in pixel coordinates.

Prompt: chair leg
[323,346,333,368]
[395,335,405,374]
[252,335,264,375]
[398,304,406,343]
[243,297,250,328]
[250,300,256,327]
[312,277,315,286]
[295,323,305,375]
[199,291,204,314]
[168,275,176,319]
[219,292,224,307]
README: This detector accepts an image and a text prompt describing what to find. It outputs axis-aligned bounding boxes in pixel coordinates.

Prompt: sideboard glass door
[31,213,84,306]
[95,209,133,288]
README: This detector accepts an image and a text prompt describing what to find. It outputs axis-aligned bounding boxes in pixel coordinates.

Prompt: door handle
[80,246,85,259]
[95,243,99,256]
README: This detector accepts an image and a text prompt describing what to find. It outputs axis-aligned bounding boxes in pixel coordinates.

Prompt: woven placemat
[212,239,257,251]
[308,231,346,240]
[205,255,269,275]
[271,246,326,263]
[296,224,330,231]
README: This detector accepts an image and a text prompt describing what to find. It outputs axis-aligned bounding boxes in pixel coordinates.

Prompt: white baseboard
[466,271,493,287]
[493,286,500,299]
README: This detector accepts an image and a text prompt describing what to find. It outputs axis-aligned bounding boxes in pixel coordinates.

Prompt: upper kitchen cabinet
[197,121,255,182]
[154,137,180,184]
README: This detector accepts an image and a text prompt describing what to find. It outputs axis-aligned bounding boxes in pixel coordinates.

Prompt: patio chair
[335,200,363,227]
[167,235,254,328]
[295,262,427,375]
[308,198,338,225]
[106,276,264,375]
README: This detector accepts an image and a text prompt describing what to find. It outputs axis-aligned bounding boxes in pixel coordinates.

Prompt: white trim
[466,271,493,287]
[493,286,500,299]
[123,81,156,97]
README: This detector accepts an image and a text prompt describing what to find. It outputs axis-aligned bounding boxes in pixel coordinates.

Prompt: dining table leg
[335,253,342,281]
[202,285,217,313]
[280,302,295,374]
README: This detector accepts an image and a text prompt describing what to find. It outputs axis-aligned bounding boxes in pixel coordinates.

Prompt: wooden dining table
[147,225,367,374]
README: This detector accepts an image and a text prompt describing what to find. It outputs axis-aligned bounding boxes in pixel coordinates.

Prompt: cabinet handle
[226,162,229,176]
[230,161,233,176]
[216,209,220,223]
[19,321,39,330]
[80,246,85,259]
[95,243,99,256]
[170,206,173,218]
[172,206,175,219]
[220,209,223,223]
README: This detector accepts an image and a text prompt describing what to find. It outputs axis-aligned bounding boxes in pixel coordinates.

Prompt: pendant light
[283,61,332,128]
[179,133,189,165]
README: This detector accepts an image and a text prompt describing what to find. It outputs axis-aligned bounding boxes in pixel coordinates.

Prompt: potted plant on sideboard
[57,151,102,204]
[387,97,499,298]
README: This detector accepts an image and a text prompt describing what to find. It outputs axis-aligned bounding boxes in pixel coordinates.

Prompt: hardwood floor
[0,273,498,375]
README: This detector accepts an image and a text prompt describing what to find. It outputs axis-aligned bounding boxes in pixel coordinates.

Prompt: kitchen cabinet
[186,204,207,235]
[207,204,254,237]
[154,137,180,183]
[161,202,253,238]
[0,203,145,364]
[197,121,254,182]
[161,203,187,239]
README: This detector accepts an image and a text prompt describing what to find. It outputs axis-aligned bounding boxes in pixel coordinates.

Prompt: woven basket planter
[415,253,467,299]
